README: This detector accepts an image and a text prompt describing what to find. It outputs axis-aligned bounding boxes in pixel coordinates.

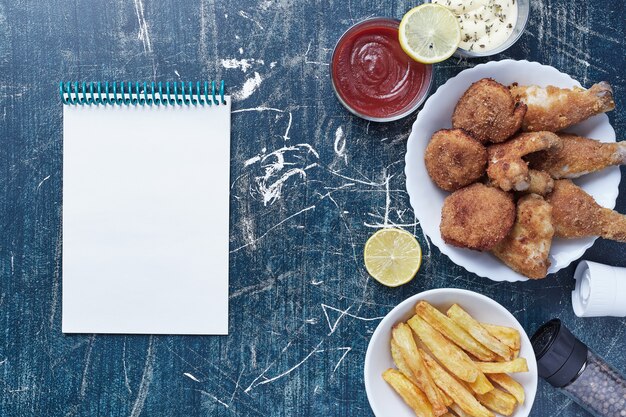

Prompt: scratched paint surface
[0,1,624,416]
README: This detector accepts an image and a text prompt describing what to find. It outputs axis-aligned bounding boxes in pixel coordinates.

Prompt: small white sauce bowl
[428,0,530,58]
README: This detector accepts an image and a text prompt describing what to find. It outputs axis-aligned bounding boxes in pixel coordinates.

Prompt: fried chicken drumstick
[492,194,555,279]
[526,133,626,179]
[510,82,615,132]
[547,180,626,242]
[487,131,561,192]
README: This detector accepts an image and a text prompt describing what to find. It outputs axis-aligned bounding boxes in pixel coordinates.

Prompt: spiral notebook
[61,81,230,335]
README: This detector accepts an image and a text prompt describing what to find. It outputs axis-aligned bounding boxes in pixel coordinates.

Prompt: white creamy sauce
[433,0,518,51]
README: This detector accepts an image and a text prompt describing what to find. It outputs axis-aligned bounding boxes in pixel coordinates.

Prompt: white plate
[405,60,620,282]
[364,288,538,417]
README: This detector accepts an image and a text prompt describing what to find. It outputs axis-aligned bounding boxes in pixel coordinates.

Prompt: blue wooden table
[1,1,624,416]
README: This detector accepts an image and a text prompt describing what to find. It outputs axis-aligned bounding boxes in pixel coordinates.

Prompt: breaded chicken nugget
[440,183,515,251]
[425,129,487,192]
[452,78,527,144]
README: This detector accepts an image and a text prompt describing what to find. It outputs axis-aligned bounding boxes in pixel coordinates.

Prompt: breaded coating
[490,169,554,196]
[526,133,626,179]
[525,170,554,195]
[452,78,527,144]
[492,194,555,279]
[547,180,626,242]
[510,82,615,132]
[487,131,561,192]
[440,183,515,251]
[425,129,488,192]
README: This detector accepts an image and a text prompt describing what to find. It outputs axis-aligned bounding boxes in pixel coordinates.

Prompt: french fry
[449,403,473,417]
[440,389,454,407]
[393,323,448,416]
[394,333,453,406]
[383,369,436,417]
[512,346,520,359]
[392,339,417,382]
[415,301,497,362]
[481,323,521,352]
[488,373,525,404]
[408,315,479,383]
[420,349,494,417]
[475,358,529,374]
[447,305,513,360]
[476,388,517,416]
[467,371,494,395]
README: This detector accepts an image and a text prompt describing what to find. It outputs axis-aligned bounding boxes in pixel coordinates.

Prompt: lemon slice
[399,4,461,64]
[364,228,422,287]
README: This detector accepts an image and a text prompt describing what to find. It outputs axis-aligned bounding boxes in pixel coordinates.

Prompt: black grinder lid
[531,319,588,388]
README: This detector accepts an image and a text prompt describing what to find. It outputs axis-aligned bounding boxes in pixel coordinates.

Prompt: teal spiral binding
[59,81,226,106]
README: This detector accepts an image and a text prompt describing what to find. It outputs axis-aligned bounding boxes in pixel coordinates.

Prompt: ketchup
[331,18,432,121]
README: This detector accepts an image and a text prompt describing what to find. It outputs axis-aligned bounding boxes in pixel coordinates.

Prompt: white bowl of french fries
[365,288,537,417]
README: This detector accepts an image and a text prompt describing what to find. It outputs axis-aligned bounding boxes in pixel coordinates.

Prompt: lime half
[364,228,422,287]
[399,4,461,64]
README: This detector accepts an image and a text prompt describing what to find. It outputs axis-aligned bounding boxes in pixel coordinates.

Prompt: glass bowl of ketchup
[331,18,433,122]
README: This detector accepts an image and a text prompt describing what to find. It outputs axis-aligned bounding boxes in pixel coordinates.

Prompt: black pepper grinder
[531,319,626,417]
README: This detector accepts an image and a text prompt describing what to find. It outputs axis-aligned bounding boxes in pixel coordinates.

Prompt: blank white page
[62,98,231,334]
